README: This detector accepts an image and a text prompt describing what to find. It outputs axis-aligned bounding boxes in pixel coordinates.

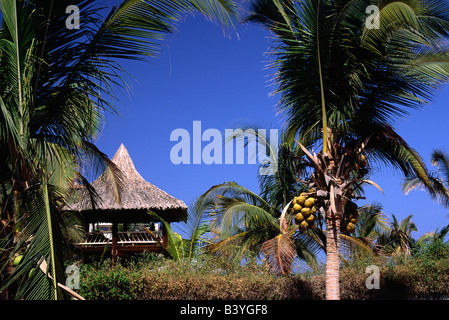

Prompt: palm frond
[261,232,296,274]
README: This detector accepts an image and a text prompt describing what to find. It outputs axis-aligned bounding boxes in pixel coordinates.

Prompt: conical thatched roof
[66,144,188,223]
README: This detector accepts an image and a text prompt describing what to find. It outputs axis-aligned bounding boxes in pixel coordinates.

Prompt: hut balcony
[75,222,168,259]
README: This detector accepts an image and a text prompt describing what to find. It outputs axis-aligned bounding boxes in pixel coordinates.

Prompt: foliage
[0,0,239,300]
[194,140,324,274]
[403,149,449,208]
[79,262,143,300]
[78,245,449,300]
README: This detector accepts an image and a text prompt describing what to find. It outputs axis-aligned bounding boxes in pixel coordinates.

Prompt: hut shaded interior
[65,144,188,262]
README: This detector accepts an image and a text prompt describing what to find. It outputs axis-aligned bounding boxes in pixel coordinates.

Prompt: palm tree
[403,149,449,208]
[195,135,325,274]
[246,0,449,299]
[376,214,432,256]
[0,0,238,299]
[196,181,325,273]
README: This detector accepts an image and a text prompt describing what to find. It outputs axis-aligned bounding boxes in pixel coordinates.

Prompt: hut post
[112,222,118,266]
[162,223,169,248]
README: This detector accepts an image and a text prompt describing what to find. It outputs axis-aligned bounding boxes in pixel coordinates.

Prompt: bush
[79,262,143,300]
[77,251,449,300]
[78,254,315,300]
[419,239,449,261]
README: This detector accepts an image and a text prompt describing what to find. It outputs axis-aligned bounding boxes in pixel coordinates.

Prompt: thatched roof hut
[66,143,188,224]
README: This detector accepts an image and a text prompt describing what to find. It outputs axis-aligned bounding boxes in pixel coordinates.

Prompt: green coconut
[29,268,36,278]
[13,255,23,267]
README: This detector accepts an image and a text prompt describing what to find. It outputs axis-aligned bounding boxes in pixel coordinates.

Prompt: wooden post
[112,222,118,266]
[162,223,168,248]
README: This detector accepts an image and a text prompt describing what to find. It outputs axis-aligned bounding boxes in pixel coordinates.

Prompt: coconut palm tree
[0,0,238,299]
[403,149,449,208]
[246,0,449,299]
[195,135,326,274]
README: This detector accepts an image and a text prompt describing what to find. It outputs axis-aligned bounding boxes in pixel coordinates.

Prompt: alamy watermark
[65,264,80,290]
[65,5,80,30]
[169,121,279,176]
[365,265,380,289]
[366,5,380,29]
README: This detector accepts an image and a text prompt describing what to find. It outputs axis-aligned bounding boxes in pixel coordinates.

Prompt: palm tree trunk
[325,211,341,300]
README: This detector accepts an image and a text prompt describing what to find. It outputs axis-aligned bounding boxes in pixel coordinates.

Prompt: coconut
[358,154,367,167]
[310,206,317,214]
[293,204,302,212]
[294,213,304,224]
[346,222,355,233]
[304,198,315,208]
[299,220,309,231]
[306,214,315,223]
[301,207,311,217]
[13,255,23,267]
[296,196,306,206]
[350,218,358,224]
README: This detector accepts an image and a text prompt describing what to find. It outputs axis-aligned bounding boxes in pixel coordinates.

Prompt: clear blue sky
[94,12,449,239]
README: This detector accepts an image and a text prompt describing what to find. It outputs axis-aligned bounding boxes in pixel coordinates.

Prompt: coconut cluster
[290,193,318,231]
[341,201,358,234]
[354,154,368,172]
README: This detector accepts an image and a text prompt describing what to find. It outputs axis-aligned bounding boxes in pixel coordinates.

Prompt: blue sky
[94,13,449,239]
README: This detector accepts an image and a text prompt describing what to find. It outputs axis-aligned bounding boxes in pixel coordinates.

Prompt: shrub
[79,263,143,300]
[78,251,449,300]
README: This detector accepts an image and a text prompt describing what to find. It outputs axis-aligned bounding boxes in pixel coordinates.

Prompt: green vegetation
[78,240,449,300]
[2,0,449,300]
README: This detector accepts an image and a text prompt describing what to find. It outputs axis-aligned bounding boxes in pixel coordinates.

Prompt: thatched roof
[66,144,188,223]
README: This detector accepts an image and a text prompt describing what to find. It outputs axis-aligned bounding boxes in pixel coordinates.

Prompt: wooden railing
[77,230,162,246]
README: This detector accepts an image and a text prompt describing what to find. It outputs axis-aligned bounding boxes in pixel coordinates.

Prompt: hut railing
[78,230,162,245]
[116,231,162,244]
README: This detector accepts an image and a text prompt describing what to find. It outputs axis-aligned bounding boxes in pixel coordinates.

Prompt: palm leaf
[261,231,296,275]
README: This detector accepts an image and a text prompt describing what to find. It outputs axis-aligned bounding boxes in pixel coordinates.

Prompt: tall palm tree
[403,149,449,208]
[246,0,449,299]
[0,0,238,299]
